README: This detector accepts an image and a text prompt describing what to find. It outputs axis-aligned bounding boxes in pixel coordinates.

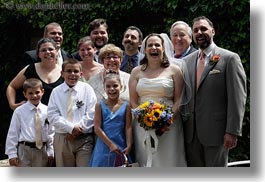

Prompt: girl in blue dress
[90,72,132,167]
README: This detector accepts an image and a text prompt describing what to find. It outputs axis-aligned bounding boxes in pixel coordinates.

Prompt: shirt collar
[200,42,216,58]
[24,101,43,112]
[175,46,191,58]
[62,81,79,93]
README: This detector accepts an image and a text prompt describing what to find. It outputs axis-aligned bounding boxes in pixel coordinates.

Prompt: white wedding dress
[133,77,187,167]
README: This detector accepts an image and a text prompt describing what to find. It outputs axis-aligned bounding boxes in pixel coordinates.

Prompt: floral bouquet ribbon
[132,100,173,167]
[143,129,158,167]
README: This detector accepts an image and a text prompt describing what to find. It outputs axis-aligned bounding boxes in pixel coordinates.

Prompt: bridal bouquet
[132,100,174,136]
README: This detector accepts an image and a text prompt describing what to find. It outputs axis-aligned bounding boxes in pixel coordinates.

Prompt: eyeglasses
[104,56,120,61]
[40,48,56,52]
[64,70,80,74]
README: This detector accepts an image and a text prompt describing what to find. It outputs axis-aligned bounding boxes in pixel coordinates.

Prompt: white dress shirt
[5,101,54,159]
[47,81,97,134]
[57,49,63,66]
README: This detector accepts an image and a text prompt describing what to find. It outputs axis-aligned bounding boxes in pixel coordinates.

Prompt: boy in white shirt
[5,78,54,167]
[48,58,97,167]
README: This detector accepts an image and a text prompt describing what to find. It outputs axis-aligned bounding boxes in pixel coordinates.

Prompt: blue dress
[90,100,131,167]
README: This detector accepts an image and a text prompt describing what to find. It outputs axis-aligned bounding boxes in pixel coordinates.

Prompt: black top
[23,64,64,105]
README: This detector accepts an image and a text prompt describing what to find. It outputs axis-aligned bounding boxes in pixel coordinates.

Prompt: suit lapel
[198,47,219,88]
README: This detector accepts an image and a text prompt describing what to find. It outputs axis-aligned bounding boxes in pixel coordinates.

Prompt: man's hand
[223,133,238,149]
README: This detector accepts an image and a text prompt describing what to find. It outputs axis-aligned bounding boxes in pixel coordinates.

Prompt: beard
[195,36,212,49]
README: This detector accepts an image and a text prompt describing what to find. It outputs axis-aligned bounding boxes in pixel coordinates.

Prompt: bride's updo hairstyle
[140,33,170,71]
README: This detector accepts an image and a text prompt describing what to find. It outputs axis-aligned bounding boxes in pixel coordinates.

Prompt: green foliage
[0,0,250,162]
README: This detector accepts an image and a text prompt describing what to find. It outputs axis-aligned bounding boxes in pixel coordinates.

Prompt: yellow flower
[139,101,149,109]
[143,113,155,127]
[131,99,174,136]
[153,109,162,118]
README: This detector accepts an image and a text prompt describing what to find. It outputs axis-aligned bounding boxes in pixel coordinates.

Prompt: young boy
[5,78,54,167]
[47,58,97,167]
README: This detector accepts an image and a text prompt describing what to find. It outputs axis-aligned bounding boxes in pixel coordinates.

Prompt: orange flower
[209,54,220,65]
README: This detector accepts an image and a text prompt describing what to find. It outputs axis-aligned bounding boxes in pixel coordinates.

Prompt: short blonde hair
[98,44,123,62]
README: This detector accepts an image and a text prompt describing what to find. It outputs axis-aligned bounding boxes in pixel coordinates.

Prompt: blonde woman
[89,44,130,102]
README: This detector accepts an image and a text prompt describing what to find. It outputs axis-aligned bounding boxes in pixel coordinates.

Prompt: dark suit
[183,45,247,166]
[186,44,197,56]
[174,44,197,58]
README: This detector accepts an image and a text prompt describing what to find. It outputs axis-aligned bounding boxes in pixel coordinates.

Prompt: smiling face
[144,35,165,62]
[104,75,122,100]
[192,19,215,49]
[62,62,82,87]
[44,25,63,48]
[102,54,122,71]
[122,29,142,53]
[38,42,58,63]
[170,23,192,55]
[23,86,44,106]
[90,25,109,50]
[78,41,95,62]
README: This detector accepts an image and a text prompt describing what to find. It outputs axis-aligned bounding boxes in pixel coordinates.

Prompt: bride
[129,33,188,167]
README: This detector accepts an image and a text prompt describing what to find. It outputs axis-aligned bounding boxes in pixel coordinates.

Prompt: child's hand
[122,146,131,155]
[109,143,121,155]
[9,157,19,166]
[72,125,83,136]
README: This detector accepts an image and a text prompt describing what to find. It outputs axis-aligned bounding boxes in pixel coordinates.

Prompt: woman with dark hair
[7,38,63,109]
[129,33,187,167]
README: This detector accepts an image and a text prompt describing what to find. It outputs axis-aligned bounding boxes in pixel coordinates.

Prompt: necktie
[67,88,73,122]
[125,56,134,74]
[196,52,205,91]
[35,107,43,149]
[175,54,181,58]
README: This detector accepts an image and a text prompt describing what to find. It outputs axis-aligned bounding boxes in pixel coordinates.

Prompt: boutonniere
[209,54,220,65]
[76,100,84,109]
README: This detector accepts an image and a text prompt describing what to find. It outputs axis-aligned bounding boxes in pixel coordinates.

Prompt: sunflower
[131,99,174,136]
[143,112,156,127]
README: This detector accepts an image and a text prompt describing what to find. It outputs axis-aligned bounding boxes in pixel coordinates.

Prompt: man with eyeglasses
[19,22,71,70]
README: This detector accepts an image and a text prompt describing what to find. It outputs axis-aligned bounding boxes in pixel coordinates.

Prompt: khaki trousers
[18,143,48,167]
[54,133,94,167]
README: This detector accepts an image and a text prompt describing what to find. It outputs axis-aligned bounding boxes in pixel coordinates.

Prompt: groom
[182,16,247,167]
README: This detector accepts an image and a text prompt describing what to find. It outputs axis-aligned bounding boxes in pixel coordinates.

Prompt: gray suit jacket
[183,46,247,146]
